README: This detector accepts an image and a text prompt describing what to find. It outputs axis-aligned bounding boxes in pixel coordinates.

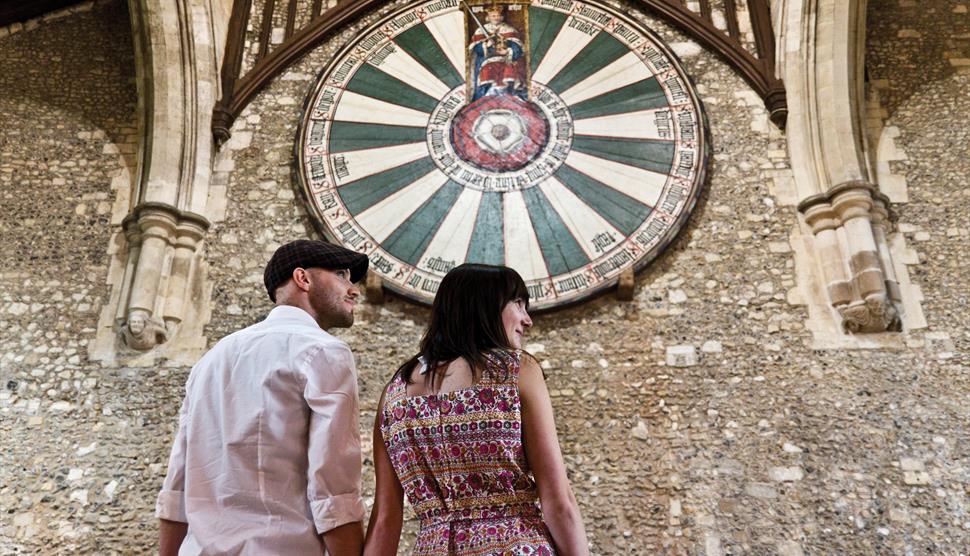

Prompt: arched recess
[92,0,230,362]
[211,0,787,142]
[778,0,923,338]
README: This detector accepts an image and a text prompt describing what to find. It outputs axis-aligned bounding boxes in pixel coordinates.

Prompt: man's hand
[158,519,187,556]
[321,521,364,555]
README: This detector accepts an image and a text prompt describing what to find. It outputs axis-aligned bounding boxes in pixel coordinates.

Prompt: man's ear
[291,267,312,293]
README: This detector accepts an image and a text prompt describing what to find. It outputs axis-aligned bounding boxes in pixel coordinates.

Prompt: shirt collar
[266,305,323,329]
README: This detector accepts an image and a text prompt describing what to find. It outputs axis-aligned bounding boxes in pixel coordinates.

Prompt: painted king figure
[470,5,527,101]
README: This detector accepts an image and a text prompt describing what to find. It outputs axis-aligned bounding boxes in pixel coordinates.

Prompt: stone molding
[798,181,900,333]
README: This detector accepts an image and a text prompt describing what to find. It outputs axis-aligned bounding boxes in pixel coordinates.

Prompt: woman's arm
[363,390,405,556]
[519,356,590,555]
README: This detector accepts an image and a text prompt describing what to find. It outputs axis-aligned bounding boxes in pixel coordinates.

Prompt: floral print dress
[380,350,555,555]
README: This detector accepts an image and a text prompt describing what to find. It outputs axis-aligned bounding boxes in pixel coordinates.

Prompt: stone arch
[776,0,924,344]
[90,0,231,362]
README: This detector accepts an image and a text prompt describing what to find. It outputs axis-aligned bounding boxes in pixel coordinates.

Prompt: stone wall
[0,0,967,554]
[0,0,141,551]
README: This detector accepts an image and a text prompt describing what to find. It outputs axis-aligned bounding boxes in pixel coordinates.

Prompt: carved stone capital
[174,214,210,248]
[798,180,901,334]
[829,181,880,222]
[117,202,211,352]
[122,213,143,245]
[801,202,840,234]
[869,194,893,233]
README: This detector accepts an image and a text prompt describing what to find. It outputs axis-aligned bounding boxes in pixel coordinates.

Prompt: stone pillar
[161,216,209,335]
[127,205,176,316]
[114,217,143,328]
[94,0,227,359]
[801,202,852,311]
[870,196,902,307]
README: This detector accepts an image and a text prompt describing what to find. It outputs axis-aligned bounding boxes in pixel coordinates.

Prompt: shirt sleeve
[303,342,367,534]
[155,388,190,523]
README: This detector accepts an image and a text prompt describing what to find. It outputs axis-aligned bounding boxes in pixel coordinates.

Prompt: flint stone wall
[0,0,967,553]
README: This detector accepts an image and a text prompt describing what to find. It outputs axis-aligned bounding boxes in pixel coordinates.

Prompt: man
[156,239,369,555]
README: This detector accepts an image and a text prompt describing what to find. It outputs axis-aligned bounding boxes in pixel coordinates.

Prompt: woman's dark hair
[396,263,529,386]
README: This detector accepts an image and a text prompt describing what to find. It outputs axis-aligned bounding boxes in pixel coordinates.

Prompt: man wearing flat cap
[156,239,369,555]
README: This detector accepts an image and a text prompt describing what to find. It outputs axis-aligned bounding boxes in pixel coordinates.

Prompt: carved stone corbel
[116,203,210,351]
[798,181,900,333]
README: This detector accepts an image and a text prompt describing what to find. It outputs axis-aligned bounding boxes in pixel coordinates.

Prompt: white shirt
[155,305,366,555]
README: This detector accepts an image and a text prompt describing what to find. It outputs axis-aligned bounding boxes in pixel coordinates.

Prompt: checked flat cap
[264,239,369,302]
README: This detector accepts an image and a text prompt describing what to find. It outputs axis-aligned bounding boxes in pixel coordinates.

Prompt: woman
[364,264,589,555]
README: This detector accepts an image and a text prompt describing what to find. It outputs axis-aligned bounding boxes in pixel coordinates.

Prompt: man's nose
[348,285,360,298]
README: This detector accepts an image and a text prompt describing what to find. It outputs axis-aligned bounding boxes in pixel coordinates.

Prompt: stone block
[666,345,697,367]
[701,340,722,353]
[705,533,724,556]
[524,342,545,353]
[903,471,930,485]
[778,541,804,556]
[271,27,284,44]
[670,41,702,58]
[769,241,792,253]
[668,289,688,303]
[225,131,253,150]
[745,483,777,499]
[769,466,804,482]
[899,457,924,471]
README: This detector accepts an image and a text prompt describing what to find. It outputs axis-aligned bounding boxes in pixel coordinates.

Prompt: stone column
[127,205,177,316]
[97,0,226,358]
[831,183,884,299]
[870,195,902,307]
[161,216,209,336]
[801,201,852,311]
[115,216,143,327]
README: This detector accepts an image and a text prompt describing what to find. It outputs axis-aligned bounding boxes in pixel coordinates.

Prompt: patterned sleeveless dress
[380,350,556,555]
